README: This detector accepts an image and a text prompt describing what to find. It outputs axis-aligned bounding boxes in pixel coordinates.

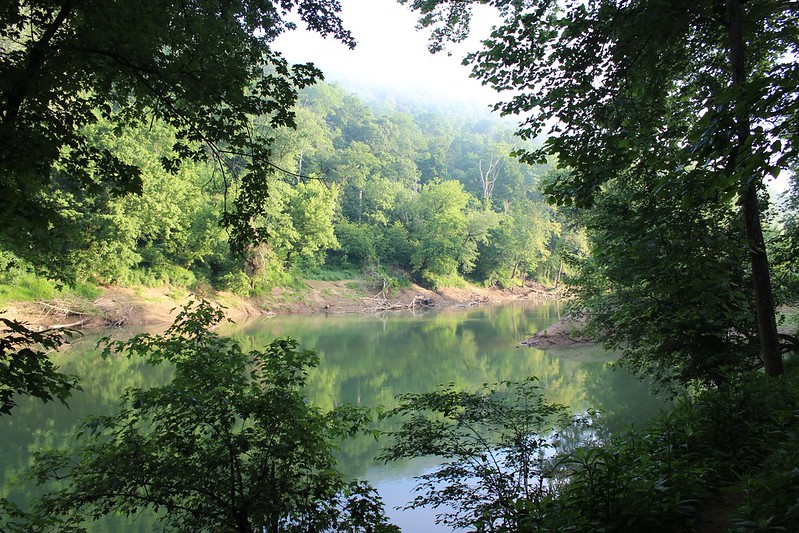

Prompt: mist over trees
[402,0,799,383]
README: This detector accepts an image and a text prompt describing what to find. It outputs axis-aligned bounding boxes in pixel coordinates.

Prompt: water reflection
[1,302,665,531]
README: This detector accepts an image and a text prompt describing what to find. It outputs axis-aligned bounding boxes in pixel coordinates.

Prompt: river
[1,301,666,531]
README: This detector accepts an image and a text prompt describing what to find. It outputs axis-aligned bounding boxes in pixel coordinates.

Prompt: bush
[379,370,799,533]
[335,221,379,267]
[218,271,252,296]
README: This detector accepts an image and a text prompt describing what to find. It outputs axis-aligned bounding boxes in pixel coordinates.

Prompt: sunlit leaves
[1,0,354,268]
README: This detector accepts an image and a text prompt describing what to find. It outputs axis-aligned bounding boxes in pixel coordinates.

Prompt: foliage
[1,73,568,293]
[401,0,799,375]
[0,318,79,416]
[409,179,498,285]
[378,370,799,532]
[1,0,355,266]
[17,300,396,532]
[379,378,571,531]
[770,174,799,306]
[571,176,761,387]
[732,430,799,532]
[334,221,380,268]
[477,198,557,288]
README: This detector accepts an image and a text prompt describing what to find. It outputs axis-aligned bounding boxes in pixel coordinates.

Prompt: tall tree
[1,0,354,266]
[401,0,799,376]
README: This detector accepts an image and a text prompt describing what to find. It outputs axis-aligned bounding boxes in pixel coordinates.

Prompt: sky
[275,0,500,111]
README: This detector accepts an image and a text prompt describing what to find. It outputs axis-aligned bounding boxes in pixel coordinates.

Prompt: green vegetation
[5,301,397,532]
[380,369,799,532]
[1,0,353,267]
[0,79,578,296]
[0,318,79,416]
[3,0,799,531]
[403,0,799,381]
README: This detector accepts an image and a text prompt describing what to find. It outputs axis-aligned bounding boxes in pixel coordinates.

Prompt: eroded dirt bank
[3,280,557,330]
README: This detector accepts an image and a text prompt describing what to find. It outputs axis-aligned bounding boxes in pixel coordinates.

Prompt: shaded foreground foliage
[379,379,572,531]
[401,0,799,378]
[4,301,396,532]
[381,368,799,532]
[0,317,79,416]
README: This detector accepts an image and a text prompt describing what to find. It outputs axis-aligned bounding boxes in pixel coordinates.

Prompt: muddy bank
[3,280,558,331]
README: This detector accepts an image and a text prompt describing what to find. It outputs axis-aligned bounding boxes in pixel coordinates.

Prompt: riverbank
[2,279,558,330]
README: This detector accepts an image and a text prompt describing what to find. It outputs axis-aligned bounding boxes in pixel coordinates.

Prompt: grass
[302,266,360,281]
[0,274,100,306]
[0,274,57,305]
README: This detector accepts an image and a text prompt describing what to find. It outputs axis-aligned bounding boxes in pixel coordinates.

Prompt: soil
[2,280,557,331]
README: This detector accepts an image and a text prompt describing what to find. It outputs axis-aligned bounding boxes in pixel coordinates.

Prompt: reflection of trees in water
[1,302,664,523]
[581,363,669,435]
[0,338,173,530]
[229,303,662,478]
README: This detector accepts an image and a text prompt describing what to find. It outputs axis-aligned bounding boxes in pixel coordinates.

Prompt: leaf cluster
[379,378,571,531]
[0,317,79,416]
[1,0,354,260]
[18,300,396,532]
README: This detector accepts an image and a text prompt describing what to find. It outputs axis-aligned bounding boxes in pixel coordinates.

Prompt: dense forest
[0,80,583,299]
[3,0,799,532]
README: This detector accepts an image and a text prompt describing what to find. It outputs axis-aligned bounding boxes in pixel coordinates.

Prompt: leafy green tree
[573,177,761,386]
[1,0,354,267]
[0,319,78,416]
[270,107,336,178]
[19,301,396,532]
[334,220,379,267]
[409,179,491,285]
[477,199,556,288]
[402,0,799,376]
[379,379,572,532]
[377,221,414,271]
[285,180,340,266]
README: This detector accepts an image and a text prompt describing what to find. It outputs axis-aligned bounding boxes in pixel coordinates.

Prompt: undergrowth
[381,365,799,532]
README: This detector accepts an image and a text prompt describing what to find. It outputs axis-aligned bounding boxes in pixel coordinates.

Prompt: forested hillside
[0,81,585,300]
[4,1,799,531]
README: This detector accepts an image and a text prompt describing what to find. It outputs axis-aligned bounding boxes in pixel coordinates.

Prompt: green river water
[1,301,666,531]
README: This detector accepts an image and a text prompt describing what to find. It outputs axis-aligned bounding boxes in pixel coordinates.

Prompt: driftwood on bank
[361,283,435,313]
[520,317,591,348]
[455,296,488,308]
[35,296,133,328]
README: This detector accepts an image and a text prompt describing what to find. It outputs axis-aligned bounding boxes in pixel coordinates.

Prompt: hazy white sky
[275,0,499,108]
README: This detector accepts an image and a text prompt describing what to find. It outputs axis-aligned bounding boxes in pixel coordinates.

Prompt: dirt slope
[3,281,557,330]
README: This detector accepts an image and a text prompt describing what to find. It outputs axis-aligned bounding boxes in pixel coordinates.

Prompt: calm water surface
[1,302,665,531]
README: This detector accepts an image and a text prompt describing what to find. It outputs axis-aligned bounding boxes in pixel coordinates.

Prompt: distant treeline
[0,82,586,296]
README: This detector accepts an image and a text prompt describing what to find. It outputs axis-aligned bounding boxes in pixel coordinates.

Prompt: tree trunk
[727,0,783,376]
[555,259,564,290]
[3,0,76,126]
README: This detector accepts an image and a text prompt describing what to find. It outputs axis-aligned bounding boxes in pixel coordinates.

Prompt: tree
[409,179,494,285]
[401,0,799,377]
[572,175,762,386]
[379,379,572,531]
[476,198,556,288]
[0,318,78,416]
[18,301,397,532]
[1,0,354,267]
